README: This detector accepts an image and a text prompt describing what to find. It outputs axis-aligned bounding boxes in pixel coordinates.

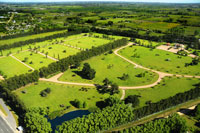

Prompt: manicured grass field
[120,46,200,76]
[62,33,125,49]
[125,77,200,107]
[39,44,80,59]
[135,39,163,47]
[0,30,67,45]
[59,52,158,86]
[14,81,121,113]
[13,51,55,69]
[0,56,31,77]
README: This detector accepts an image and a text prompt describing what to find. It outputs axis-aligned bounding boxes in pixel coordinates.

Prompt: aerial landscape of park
[0,0,200,132]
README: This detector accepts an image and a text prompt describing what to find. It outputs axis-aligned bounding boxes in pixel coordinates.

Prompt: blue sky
[0,0,200,3]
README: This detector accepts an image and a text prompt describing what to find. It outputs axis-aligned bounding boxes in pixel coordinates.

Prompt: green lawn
[0,56,31,77]
[125,77,200,107]
[14,81,121,113]
[0,30,67,46]
[59,52,158,86]
[135,39,164,47]
[120,46,200,76]
[63,33,125,49]
[13,51,55,70]
[39,44,80,59]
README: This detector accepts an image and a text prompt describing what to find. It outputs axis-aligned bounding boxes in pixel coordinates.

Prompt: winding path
[39,43,200,99]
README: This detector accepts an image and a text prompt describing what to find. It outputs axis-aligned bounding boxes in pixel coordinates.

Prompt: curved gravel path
[39,43,200,99]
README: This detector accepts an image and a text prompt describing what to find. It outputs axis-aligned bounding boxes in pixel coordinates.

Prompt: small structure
[17,126,23,131]
[174,43,185,49]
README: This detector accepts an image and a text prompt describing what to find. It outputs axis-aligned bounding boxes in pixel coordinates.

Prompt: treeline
[133,82,200,120]
[56,104,134,132]
[119,114,188,133]
[0,70,39,91]
[0,31,81,51]
[55,82,200,132]
[0,71,40,116]
[39,38,128,77]
[91,27,199,49]
[0,27,67,40]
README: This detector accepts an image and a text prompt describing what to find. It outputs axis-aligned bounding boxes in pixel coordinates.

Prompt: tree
[125,95,140,107]
[104,96,122,106]
[107,21,113,26]
[83,101,87,108]
[45,52,48,58]
[81,63,96,80]
[194,104,200,120]
[24,111,52,133]
[110,83,120,95]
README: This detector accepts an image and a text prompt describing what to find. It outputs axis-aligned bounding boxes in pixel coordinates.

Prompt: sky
[0,0,200,3]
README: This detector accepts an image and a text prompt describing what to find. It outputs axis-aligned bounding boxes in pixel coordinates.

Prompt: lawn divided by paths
[13,51,55,70]
[59,52,159,86]
[125,77,200,107]
[39,44,80,59]
[120,46,200,76]
[0,56,31,77]
[14,81,121,113]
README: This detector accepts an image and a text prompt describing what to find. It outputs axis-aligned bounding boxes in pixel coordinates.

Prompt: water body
[49,110,90,131]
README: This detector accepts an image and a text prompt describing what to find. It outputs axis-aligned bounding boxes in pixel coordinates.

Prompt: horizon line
[0,1,200,4]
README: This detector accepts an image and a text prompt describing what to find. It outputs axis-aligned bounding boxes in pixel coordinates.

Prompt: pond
[48,110,90,131]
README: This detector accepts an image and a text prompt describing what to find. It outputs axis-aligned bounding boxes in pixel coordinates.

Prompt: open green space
[14,81,121,113]
[13,51,55,70]
[135,39,164,47]
[39,44,80,59]
[120,46,200,76]
[61,33,125,49]
[0,30,67,46]
[125,77,200,107]
[0,56,31,78]
[59,52,158,86]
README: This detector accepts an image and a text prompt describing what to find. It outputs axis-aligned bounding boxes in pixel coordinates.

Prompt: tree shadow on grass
[96,101,107,109]
[72,70,86,79]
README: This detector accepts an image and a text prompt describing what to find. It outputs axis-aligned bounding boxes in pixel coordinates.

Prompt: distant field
[59,52,158,86]
[125,77,200,107]
[0,56,30,77]
[0,30,67,45]
[14,81,121,113]
[135,39,164,46]
[13,51,55,70]
[120,46,200,76]
[62,33,125,49]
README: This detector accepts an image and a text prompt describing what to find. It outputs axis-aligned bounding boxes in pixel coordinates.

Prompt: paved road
[0,99,17,132]
[0,116,14,133]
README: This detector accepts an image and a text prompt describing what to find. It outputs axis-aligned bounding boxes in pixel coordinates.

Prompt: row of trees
[0,70,39,91]
[90,27,199,49]
[120,114,188,133]
[0,31,81,51]
[56,103,134,132]
[0,27,67,40]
